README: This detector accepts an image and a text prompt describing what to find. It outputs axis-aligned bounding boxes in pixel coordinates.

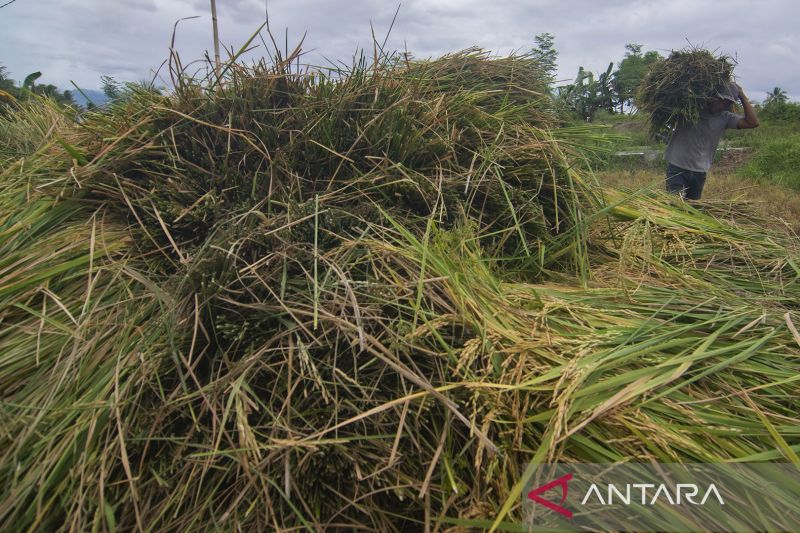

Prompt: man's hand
[736,83,760,129]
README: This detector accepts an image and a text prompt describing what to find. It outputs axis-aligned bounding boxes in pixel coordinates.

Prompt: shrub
[741,133,800,189]
[760,100,800,122]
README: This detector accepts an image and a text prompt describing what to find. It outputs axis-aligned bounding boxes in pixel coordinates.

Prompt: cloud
[0,0,797,100]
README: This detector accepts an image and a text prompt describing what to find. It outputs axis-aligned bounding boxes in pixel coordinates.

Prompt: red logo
[527,473,573,518]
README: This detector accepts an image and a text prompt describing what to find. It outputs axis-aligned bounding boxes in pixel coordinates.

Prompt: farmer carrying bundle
[636,49,759,200]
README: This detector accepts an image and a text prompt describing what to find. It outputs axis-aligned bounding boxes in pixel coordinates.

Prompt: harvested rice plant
[636,48,736,136]
[1,46,799,532]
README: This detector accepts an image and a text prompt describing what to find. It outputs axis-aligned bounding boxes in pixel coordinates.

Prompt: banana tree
[557,62,616,121]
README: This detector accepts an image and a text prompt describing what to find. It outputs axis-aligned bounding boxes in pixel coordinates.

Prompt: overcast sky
[1,0,798,102]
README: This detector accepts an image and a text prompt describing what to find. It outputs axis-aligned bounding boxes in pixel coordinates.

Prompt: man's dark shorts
[665,163,707,200]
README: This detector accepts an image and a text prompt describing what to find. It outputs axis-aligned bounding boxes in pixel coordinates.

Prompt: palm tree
[765,86,788,105]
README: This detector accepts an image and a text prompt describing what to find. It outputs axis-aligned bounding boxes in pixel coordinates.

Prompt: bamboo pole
[210,0,221,76]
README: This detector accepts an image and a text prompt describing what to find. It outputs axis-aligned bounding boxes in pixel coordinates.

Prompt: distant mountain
[70,88,109,107]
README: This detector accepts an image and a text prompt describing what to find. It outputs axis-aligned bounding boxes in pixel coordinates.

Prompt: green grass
[740,133,800,189]
[576,114,665,172]
[726,119,800,189]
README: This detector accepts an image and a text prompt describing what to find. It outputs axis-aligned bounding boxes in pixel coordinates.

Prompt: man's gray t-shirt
[664,111,742,172]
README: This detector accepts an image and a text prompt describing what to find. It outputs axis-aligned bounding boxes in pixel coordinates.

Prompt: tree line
[531,34,795,123]
[531,35,663,122]
[0,65,75,107]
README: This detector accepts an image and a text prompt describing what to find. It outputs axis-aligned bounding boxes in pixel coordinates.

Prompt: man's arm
[736,84,759,129]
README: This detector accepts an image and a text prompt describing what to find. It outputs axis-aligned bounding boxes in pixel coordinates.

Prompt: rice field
[1,48,799,532]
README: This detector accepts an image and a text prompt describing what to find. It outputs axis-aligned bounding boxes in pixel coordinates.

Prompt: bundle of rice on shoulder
[636,47,759,200]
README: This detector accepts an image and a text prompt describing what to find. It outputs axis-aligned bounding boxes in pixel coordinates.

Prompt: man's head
[709,82,739,113]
